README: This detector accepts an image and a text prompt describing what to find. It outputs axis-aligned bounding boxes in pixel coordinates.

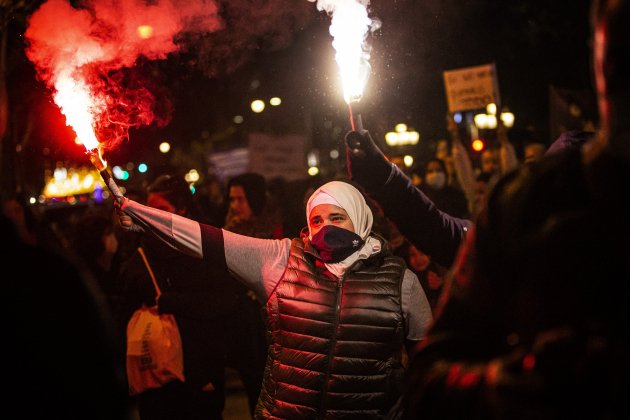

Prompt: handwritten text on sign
[443,63,499,113]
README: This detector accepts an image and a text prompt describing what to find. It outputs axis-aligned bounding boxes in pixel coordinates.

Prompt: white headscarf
[305,181,382,277]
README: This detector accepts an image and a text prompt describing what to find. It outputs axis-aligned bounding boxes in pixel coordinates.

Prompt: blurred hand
[497,118,508,144]
[447,114,460,141]
[345,130,393,192]
[115,199,144,233]
[345,130,385,160]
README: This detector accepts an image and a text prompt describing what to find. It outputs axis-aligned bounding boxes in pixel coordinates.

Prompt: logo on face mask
[310,225,364,263]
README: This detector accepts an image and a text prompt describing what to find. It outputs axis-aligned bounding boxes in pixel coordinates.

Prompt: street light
[385,123,420,146]
[474,113,497,129]
[501,110,515,127]
[251,99,265,113]
[473,103,515,129]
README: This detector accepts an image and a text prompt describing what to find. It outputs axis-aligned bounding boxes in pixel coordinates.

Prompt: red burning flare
[24,0,222,160]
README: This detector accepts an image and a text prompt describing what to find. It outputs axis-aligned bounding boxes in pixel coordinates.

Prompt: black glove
[345,130,393,193]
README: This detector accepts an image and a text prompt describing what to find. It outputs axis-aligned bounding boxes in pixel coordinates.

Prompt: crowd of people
[3,0,628,418]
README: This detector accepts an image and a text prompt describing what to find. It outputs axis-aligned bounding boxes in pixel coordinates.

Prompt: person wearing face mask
[419,158,470,219]
[115,179,433,419]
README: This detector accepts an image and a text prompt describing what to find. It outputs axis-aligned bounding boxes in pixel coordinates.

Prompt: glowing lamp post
[474,103,515,129]
[501,110,515,128]
[385,123,420,146]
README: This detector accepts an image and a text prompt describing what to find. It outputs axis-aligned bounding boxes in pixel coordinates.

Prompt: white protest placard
[247,133,306,181]
[443,63,499,112]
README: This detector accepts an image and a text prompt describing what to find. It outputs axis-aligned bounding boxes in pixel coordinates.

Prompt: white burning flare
[310,0,379,104]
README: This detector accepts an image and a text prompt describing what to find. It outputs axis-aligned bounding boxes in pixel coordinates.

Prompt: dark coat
[363,163,472,269]
[402,147,630,419]
[419,184,470,220]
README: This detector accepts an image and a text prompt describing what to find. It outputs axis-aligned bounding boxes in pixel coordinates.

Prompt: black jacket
[356,162,472,269]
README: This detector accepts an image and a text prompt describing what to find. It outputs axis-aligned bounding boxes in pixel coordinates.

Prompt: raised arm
[497,119,519,174]
[345,130,472,268]
[119,198,204,258]
[444,115,476,214]
[117,198,290,300]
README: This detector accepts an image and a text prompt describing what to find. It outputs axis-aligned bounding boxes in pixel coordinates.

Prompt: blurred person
[2,193,39,246]
[225,172,283,238]
[491,118,519,175]
[448,118,518,217]
[478,119,518,176]
[3,212,133,420]
[223,172,282,416]
[346,116,606,419]
[480,147,501,174]
[116,180,433,419]
[197,174,227,227]
[118,174,237,420]
[523,142,547,164]
[434,139,457,187]
[470,171,494,220]
[346,127,617,419]
[418,157,470,219]
[409,169,422,188]
[395,241,445,312]
[360,0,630,418]
[70,210,124,315]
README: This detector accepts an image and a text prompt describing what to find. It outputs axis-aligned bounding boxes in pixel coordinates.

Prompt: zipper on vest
[318,276,344,418]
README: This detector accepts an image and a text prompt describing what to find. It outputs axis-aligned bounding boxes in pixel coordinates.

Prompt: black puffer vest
[256,237,406,419]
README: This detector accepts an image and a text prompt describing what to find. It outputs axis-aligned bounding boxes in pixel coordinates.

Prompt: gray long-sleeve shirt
[121,198,433,342]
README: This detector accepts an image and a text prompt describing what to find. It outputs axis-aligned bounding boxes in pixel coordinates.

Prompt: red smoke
[24,0,223,151]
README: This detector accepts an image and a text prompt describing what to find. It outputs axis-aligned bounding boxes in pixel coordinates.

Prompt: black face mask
[310,225,365,263]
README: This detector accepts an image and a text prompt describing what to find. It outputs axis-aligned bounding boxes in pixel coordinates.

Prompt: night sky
[2,0,594,195]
